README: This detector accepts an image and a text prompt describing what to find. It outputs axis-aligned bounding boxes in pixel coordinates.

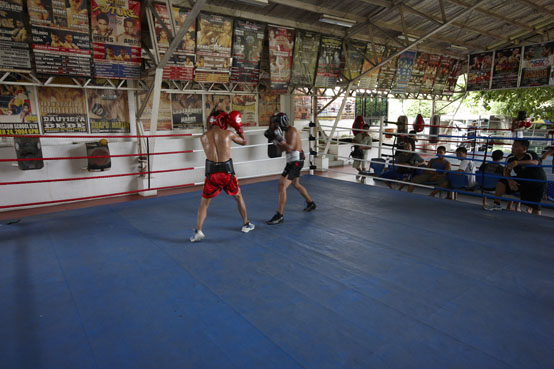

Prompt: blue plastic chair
[547,182,554,202]
[370,158,386,176]
[475,171,499,190]
[447,172,469,189]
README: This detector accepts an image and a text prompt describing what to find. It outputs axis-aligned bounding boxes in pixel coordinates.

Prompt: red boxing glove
[518,121,526,129]
[524,121,532,128]
[226,110,243,135]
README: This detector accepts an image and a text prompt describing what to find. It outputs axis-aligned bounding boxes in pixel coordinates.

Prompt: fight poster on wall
[268,25,294,93]
[0,0,32,72]
[232,95,256,126]
[91,0,141,79]
[27,0,91,76]
[0,85,39,135]
[420,54,440,94]
[376,50,398,91]
[204,94,231,120]
[290,30,320,86]
[258,93,280,126]
[314,36,341,88]
[195,13,232,83]
[358,44,384,89]
[391,51,416,94]
[520,42,554,87]
[152,3,195,81]
[87,89,129,133]
[467,51,493,91]
[491,46,522,89]
[443,58,463,95]
[407,52,428,94]
[171,94,203,129]
[38,87,87,133]
[432,56,453,95]
[230,20,264,84]
[294,96,311,120]
[137,91,172,131]
[342,41,365,81]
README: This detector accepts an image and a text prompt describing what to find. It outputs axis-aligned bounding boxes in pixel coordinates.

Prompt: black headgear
[270,112,289,130]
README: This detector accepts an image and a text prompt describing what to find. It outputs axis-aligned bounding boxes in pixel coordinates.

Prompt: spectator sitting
[381,141,425,189]
[407,146,451,196]
[352,123,373,183]
[484,140,546,215]
[478,149,504,207]
[435,146,476,200]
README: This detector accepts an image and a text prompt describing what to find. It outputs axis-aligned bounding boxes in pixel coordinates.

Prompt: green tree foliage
[469,87,554,121]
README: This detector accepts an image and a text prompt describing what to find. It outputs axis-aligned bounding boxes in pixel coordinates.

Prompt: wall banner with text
[195,13,232,83]
[38,87,87,133]
[230,20,264,84]
[268,25,294,93]
[0,84,39,135]
[258,93,280,126]
[27,0,91,76]
[87,89,130,133]
[391,51,416,94]
[520,42,554,88]
[171,94,203,129]
[91,0,141,79]
[314,36,341,88]
[358,44,384,90]
[467,51,493,91]
[231,95,256,126]
[290,30,320,87]
[0,0,32,72]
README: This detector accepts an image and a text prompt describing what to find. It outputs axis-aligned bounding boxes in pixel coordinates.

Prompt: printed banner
[91,0,141,79]
[268,25,294,93]
[87,89,129,133]
[432,56,453,95]
[0,84,39,135]
[195,13,232,83]
[230,19,264,84]
[231,95,256,126]
[467,51,493,91]
[294,96,311,120]
[358,44,384,89]
[420,54,440,94]
[137,91,172,131]
[342,41,365,81]
[520,42,554,88]
[27,0,91,76]
[171,94,203,129]
[443,58,463,95]
[490,46,522,90]
[407,52,428,94]
[290,30,320,86]
[258,93,280,126]
[391,50,416,94]
[204,94,231,120]
[376,49,398,91]
[314,36,341,88]
[0,0,32,72]
[38,87,87,133]
[152,4,195,81]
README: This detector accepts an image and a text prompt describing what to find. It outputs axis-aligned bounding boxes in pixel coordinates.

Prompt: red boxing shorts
[202,172,239,199]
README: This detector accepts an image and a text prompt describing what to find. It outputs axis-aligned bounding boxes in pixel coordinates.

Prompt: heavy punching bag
[429,115,440,143]
[414,113,424,133]
[397,115,408,134]
[352,116,365,136]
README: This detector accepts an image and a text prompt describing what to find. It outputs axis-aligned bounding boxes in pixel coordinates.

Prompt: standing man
[264,113,316,225]
[190,111,255,242]
[352,123,372,183]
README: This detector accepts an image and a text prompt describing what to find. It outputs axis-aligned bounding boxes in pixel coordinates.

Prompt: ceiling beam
[448,0,537,33]
[515,0,554,18]
[358,0,393,8]
[269,0,365,23]
[350,0,489,85]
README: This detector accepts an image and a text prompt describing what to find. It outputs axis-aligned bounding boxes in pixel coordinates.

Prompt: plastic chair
[370,158,386,176]
[447,172,469,189]
[547,182,554,202]
[475,171,499,190]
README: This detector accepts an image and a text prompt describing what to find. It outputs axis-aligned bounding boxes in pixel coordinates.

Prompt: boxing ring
[1,175,553,369]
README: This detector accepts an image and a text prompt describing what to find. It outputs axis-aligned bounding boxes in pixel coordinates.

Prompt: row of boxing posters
[467,41,554,90]
[0,84,282,135]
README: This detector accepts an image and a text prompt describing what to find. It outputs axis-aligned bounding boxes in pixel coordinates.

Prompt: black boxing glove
[264,128,277,141]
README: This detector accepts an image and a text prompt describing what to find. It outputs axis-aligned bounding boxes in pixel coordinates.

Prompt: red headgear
[226,110,243,135]
[208,111,227,130]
